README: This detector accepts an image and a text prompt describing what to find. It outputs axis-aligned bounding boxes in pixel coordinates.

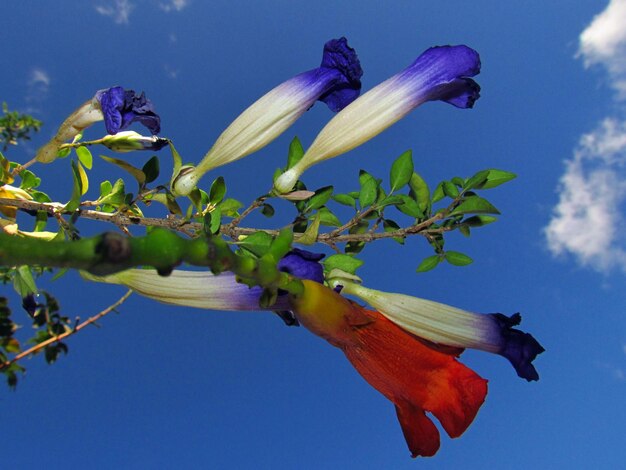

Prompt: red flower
[291,280,488,457]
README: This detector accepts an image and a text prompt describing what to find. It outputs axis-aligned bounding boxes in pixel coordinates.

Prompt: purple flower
[172,37,362,196]
[488,313,545,381]
[278,248,325,284]
[97,86,161,135]
[275,45,482,192]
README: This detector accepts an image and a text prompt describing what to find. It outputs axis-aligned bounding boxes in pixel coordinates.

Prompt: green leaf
[316,207,341,227]
[209,176,226,204]
[442,180,459,198]
[450,196,500,215]
[459,225,471,237]
[298,212,321,245]
[268,228,293,260]
[390,149,414,192]
[209,206,221,234]
[480,169,517,189]
[19,169,40,190]
[77,161,89,195]
[13,266,37,297]
[431,182,445,203]
[359,170,378,208]
[383,218,405,245]
[445,251,474,266]
[65,160,83,212]
[76,146,93,169]
[97,178,126,206]
[451,176,465,187]
[56,147,71,159]
[463,215,498,227]
[306,186,333,211]
[332,193,356,209]
[324,254,364,275]
[378,194,406,208]
[168,141,183,177]
[464,169,490,190]
[409,172,430,213]
[187,188,203,212]
[142,156,160,183]
[394,194,424,218]
[219,198,243,217]
[260,203,275,218]
[416,255,441,273]
[237,231,274,257]
[100,155,146,186]
[286,136,305,169]
[100,180,112,198]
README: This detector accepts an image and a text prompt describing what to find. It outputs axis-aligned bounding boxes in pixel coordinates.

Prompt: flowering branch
[0,38,545,459]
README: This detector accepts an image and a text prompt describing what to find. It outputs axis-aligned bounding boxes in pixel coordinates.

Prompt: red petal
[291,281,488,456]
[395,403,440,457]
[342,305,488,456]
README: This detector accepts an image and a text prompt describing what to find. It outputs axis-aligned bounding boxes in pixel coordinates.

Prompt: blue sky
[2,1,626,468]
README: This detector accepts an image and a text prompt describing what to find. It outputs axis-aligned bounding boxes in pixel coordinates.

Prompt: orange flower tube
[290,280,488,457]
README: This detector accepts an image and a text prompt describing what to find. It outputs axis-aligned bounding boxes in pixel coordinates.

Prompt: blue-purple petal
[96,87,161,135]
[277,248,325,284]
[317,37,363,112]
[399,45,482,109]
[98,86,126,134]
[439,78,481,109]
[488,313,545,381]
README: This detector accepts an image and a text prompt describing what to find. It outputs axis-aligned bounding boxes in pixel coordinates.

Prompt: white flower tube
[82,269,290,311]
[337,280,544,381]
[171,37,362,196]
[274,45,481,193]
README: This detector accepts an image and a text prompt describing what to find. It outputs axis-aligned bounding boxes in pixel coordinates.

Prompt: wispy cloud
[164,64,179,79]
[29,69,50,93]
[95,0,135,25]
[545,0,626,273]
[159,0,189,12]
[24,68,51,112]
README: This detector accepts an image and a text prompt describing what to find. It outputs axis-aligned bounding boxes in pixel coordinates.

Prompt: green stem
[0,228,303,296]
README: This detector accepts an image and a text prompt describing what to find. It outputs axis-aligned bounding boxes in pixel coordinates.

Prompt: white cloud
[95,0,134,25]
[545,1,626,273]
[579,0,626,96]
[159,0,189,12]
[545,119,626,272]
[25,68,51,108]
[164,64,179,79]
[29,69,50,91]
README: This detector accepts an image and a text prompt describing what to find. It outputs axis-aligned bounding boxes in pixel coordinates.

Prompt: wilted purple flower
[96,87,161,135]
[36,86,161,163]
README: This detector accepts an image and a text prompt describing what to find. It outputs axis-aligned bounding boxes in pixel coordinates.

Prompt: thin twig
[327,205,378,238]
[0,289,133,371]
[226,195,269,230]
[0,197,448,246]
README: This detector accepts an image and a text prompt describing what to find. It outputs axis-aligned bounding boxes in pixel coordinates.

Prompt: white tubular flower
[274,45,481,193]
[337,280,544,382]
[171,37,362,196]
